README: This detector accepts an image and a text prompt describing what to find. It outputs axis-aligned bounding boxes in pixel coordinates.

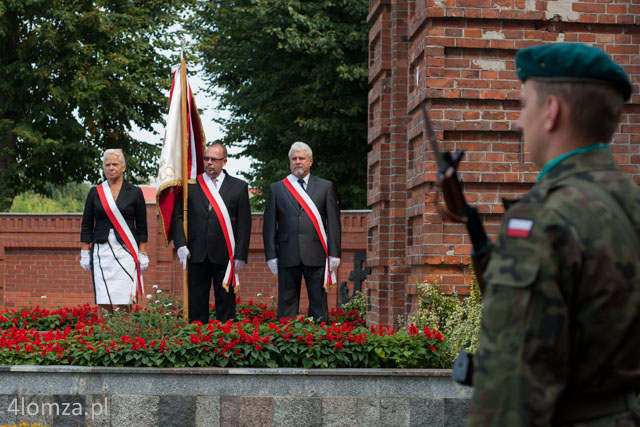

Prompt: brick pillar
[367,0,411,326]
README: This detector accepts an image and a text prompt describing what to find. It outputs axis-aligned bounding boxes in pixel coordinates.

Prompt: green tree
[190,0,369,209]
[0,0,191,211]
[10,182,91,213]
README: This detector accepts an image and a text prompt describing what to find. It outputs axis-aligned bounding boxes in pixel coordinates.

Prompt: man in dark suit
[263,141,341,322]
[171,143,251,323]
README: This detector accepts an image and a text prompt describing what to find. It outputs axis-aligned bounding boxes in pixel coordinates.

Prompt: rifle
[422,105,492,387]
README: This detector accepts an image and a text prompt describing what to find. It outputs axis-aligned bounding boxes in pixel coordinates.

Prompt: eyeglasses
[203,156,226,162]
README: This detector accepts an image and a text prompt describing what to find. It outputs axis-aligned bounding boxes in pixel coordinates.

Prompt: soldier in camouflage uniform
[468,43,640,426]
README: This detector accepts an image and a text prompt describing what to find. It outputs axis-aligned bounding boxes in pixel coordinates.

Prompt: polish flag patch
[506,218,534,239]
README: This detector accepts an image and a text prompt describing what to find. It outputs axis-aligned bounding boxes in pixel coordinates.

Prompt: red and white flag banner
[156,63,206,243]
[96,181,144,300]
[281,175,336,290]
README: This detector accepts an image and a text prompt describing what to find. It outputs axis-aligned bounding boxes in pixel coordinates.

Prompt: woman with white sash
[80,149,149,316]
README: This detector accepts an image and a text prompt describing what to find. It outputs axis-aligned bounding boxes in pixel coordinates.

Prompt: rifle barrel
[421,106,447,173]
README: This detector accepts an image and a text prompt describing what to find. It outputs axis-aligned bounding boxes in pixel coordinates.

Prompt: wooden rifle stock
[439,153,467,221]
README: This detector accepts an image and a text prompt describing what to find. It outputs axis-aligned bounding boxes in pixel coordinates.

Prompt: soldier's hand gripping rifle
[422,105,492,386]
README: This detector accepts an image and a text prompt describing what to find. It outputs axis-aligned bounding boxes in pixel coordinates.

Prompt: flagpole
[180,46,189,321]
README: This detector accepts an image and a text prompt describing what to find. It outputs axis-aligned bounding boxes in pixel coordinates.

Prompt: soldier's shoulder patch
[506,218,534,239]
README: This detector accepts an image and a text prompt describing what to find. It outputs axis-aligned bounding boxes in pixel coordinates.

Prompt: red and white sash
[197,173,238,292]
[282,175,336,290]
[96,181,144,301]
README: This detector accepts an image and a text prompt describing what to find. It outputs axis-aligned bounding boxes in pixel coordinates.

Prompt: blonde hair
[102,149,125,165]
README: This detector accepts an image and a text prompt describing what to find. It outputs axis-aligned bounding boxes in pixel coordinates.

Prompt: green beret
[516,43,632,101]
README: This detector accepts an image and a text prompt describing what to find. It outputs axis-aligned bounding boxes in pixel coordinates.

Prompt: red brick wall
[367,0,640,325]
[0,205,368,314]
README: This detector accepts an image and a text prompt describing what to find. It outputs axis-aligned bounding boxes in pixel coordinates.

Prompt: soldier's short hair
[532,80,624,144]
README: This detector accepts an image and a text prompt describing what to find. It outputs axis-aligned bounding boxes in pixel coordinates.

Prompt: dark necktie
[298,178,306,192]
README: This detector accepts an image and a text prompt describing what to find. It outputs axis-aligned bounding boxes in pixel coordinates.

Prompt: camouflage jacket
[468,148,640,426]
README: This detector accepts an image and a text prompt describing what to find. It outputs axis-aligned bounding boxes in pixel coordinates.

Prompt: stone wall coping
[1,365,452,377]
[1,365,470,401]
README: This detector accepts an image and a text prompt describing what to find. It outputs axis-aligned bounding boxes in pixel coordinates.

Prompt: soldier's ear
[543,95,561,132]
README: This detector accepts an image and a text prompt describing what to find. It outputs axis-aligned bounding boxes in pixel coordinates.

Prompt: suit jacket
[81,180,148,245]
[263,175,341,268]
[171,170,251,264]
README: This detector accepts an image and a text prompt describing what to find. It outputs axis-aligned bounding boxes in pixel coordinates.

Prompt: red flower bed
[0,300,447,369]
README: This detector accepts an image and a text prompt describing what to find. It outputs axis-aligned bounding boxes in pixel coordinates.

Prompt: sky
[130,71,253,182]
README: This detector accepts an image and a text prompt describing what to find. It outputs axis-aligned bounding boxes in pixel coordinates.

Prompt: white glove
[329,256,341,272]
[234,259,245,271]
[138,253,149,271]
[80,249,91,270]
[267,258,278,275]
[177,246,190,270]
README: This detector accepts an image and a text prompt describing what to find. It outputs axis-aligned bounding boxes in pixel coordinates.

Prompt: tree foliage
[0,0,190,211]
[190,0,369,209]
[10,182,90,213]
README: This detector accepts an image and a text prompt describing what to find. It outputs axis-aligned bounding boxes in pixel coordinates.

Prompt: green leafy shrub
[10,182,90,213]
[405,272,482,365]
[340,288,367,321]
[96,286,186,342]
